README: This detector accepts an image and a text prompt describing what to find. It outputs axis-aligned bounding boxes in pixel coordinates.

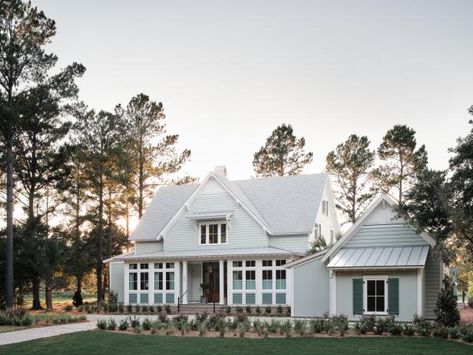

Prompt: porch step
[174,303,226,315]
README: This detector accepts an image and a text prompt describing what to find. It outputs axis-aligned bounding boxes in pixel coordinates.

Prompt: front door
[202,262,219,303]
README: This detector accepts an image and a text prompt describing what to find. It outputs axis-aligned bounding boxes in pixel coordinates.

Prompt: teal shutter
[353,279,363,315]
[388,278,399,315]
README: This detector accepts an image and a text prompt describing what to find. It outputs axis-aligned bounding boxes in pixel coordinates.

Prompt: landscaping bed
[94,312,473,345]
[0,309,87,331]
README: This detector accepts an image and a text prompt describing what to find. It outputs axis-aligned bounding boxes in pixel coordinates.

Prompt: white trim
[219,260,225,305]
[417,268,424,316]
[198,222,229,245]
[363,275,389,315]
[322,193,435,263]
[329,270,336,315]
[182,261,188,304]
[285,250,327,269]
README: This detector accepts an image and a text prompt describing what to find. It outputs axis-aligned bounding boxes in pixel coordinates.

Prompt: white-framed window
[322,200,329,216]
[363,275,388,314]
[231,260,257,304]
[315,223,322,238]
[199,222,228,245]
[261,259,287,305]
[153,262,175,304]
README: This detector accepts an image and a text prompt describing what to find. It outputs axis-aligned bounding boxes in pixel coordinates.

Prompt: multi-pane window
[140,263,149,269]
[233,270,243,289]
[315,223,322,237]
[322,200,329,216]
[129,272,138,290]
[154,272,163,290]
[365,278,387,313]
[199,223,227,244]
[129,264,137,270]
[233,261,242,267]
[262,260,272,267]
[140,272,149,290]
[275,260,286,267]
[166,272,175,290]
[262,270,272,289]
[246,270,256,290]
[276,270,286,289]
[246,260,255,267]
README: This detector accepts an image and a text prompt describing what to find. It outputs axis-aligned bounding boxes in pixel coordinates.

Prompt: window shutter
[388,278,399,315]
[353,278,363,315]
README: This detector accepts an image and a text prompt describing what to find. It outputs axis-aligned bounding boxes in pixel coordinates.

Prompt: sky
[34,0,473,181]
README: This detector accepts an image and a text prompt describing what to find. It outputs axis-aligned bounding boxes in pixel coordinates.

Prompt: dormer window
[322,200,329,216]
[199,222,227,244]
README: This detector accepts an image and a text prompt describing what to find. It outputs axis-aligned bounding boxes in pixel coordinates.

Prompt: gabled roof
[130,171,329,241]
[321,193,435,263]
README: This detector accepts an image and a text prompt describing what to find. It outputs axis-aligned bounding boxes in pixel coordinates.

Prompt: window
[276,270,286,289]
[364,276,388,314]
[276,293,286,304]
[154,263,163,269]
[246,260,255,267]
[199,223,228,244]
[322,200,329,216]
[140,294,148,304]
[140,263,149,269]
[154,272,163,290]
[262,293,272,304]
[246,270,256,289]
[129,272,138,290]
[275,260,286,266]
[233,261,242,268]
[166,263,174,269]
[262,260,272,267]
[233,270,243,289]
[209,224,218,244]
[166,272,175,290]
[129,264,137,270]
[262,270,272,289]
[200,225,206,244]
[140,272,149,290]
[315,223,322,237]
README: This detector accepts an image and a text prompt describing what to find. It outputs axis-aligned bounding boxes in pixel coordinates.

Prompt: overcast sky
[34,0,473,181]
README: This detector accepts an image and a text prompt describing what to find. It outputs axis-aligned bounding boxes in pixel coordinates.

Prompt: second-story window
[322,200,329,216]
[199,223,228,244]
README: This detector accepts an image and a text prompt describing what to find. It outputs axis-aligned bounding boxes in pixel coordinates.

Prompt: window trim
[198,222,229,245]
[363,275,389,315]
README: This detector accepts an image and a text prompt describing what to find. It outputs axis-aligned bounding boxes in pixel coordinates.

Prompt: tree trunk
[31,277,42,310]
[96,177,104,307]
[45,272,53,311]
[5,141,14,310]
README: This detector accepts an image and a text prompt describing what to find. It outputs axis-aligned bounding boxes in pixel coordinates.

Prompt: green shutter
[353,279,363,315]
[388,278,399,315]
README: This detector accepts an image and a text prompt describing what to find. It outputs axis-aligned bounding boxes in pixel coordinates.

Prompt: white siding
[311,182,340,246]
[188,262,202,302]
[424,250,442,320]
[135,241,163,253]
[269,235,309,254]
[292,257,330,317]
[345,224,428,248]
[335,270,417,322]
[110,262,124,303]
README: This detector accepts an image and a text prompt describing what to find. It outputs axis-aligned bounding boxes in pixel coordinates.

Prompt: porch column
[219,260,225,305]
[227,260,233,305]
[175,261,181,305]
[182,261,188,304]
[329,270,336,315]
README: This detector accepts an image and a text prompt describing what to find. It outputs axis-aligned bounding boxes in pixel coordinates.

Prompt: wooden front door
[202,262,219,303]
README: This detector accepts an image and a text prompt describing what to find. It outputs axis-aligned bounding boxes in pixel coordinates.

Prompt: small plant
[359,314,376,333]
[238,323,247,338]
[413,314,432,336]
[165,304,172,314]
[353,322,361,335]
[64,304,73,312]
[141,305,149,313]
[285,306,291,316]
[281,320,292,338]
[165,322,175,335]
[157,305,163,313]
[432,326,449,339]
[389,323,402,336]
[118,319,129,331]
[447,326,461,339]
[434,277,460,327]
[106,318,117,330]
[294,320,307,336]
[118,304,124,313]
[96,319,107,330]
[235,312,248,323]
[158,312,168,323]
[225,306,231,315]
[126,304,132,313]
[256,306,261,315]
[127,315,140,329]
[199,320,208,337]
[402,324,415,336]
[277,305,283,314]
[235,306,243,314]
[245,306,252,314]
[462,329,473,343]
[265,306,272,314]
[195,311,209,322]
[309,319,322,334]
[142,318,152,331]
[217,319,226,337]
[133,326,141,334]
[134,305,140,313]
[149,306,155,313]
[268,320,280,334]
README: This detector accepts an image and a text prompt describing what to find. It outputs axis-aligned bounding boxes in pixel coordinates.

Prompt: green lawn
[0,326,24,334]
[1,331,472,355]
[22,291,96,309]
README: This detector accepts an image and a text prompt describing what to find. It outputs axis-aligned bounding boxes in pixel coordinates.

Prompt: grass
[22,291,96,309]
[0,331,472,355]
[0,326,24,334]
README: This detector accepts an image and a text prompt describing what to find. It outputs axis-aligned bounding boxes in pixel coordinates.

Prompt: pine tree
[372,125,428,205]
[253,124,313,177]
[326,135,375,224]
[434,277,460,327]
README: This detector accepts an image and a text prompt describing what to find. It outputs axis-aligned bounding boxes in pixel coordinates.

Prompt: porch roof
[108,247,302,262]
[327,246,429,270]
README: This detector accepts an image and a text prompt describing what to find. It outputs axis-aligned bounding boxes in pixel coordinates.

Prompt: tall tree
[449,114,473,263]
[74,108,124,306]
[0,0,64,309]
[326,135,375,224]
[372,125,428,205]
[117,93,192,218]
[253,124,313,177]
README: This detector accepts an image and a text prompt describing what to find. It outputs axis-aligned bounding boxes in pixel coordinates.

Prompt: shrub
[245,306,252,314]
[199,321,208,336]
[434,278,460,327]
[64,304,73,312]
[285,306,291,316]
[235,306,243,314]
[463,329,473,343]
[72,290,83,307]
[127,315,140,329]
[235,312,248,323]
[413,314,432,336]
[225,306,231,315]
[118,304,124,313]
[268,320,280,334]
[238,323,247,338]
[141,305,149,314]
[106,318,117,330]
[281,320,292,337]
[353,322,362,335]
[468,297,473,308]
[118,319,129,331]
[195,311,209,322]
[255,306,261,315]
[309,319,322,334]
[402,324,415,336]
[389,323,402,336]
[432,326,449,339]
[96,319,107,330]
[277,305,283,314]
[149,306,155,313]
[134,305,140,313]
[359,314,376,333]
[208,312,224,329]
[157,305,163,313]
[294,320,307,336]
[333,314,349,335]
[165,305,172,314]
[265,306,272,314]
[142,318,152,330]
[447,326,461,339]
[126,304,132,313]
[174,313,189,322]
[158,312,168,323]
